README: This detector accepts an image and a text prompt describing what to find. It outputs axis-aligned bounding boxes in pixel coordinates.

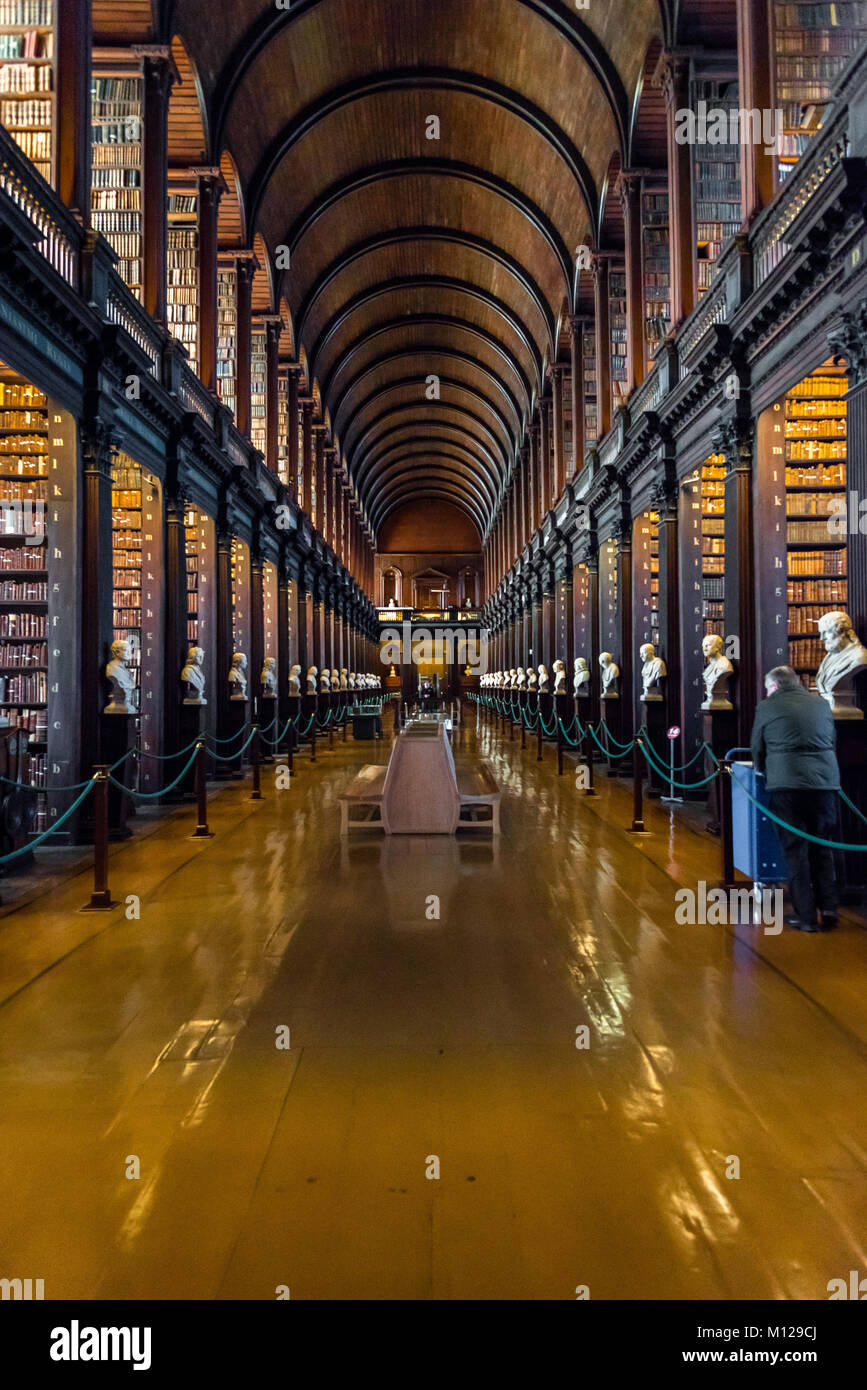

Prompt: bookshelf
[230,537,250,656]
[700,455,726,640]
[641,187,670,370]
[184,505,199,645]
[167,179,198,377]
[277,371,289,486]
[691,77,742,298]
[91,62,144,300]
[583,329,597,448]
[772,2,867,181]
[297,415,304,504]
[784,362,847,685]
[111,455,142,749]
[0,360,47,828]
[634,509,660,645]
[608,269,627,416]
[250,324,267,455]
[217,265,237,420]
[0,0,55,185]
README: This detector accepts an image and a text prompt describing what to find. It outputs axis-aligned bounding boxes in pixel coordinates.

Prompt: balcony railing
[752,106,849,289]
[106,273,162,377]
[0,124,79,290]
[178,370,216,427]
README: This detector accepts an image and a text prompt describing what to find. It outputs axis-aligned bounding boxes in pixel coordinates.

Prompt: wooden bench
[339,763,388,834]
[456,762,501,834]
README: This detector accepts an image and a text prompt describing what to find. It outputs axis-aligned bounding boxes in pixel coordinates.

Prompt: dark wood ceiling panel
[92,0,156,43]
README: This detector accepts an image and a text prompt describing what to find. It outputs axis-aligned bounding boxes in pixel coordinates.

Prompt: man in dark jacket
[750,666,840,931]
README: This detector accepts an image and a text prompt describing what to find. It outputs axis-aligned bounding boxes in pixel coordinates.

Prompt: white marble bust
[182,645,207,706]
[527,668,538,692]
[639,642,666,701]
[816,611,867,719]
[330,669,340,691]
[509,668,517,689]
[537,664,549,693]
[573,657,590,697]
[599,651,619,698]
[553,659,566,694]
[319,668,330,692]
[701,633,733,711]
[105,638,137,714]
[288,663,302,695]
[348,671,356,689]
[261,656,277,697]
[516,666,527,690]
[340,667,348,690]
[228,651,248,701]
[306,665,318,694]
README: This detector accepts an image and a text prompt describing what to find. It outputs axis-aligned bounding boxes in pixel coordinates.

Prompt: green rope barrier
[208,722,252,745]
[109,745,200,798]
[637,737,720,790]
[589,723,632,757]
[139,735,202,762]
[0,778,96,864]
[839,787,867,828]
[559,718,581,747]
[539,712,557,736]
[729,767,867,851]
[261,718,292,748]
[0,744,138,793]
[637,729,711,772]
[595,721,634,752]
[206,729,257,764]
[297,713,315,737]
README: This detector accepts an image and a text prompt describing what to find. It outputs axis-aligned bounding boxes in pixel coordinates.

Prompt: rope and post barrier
[84,766,113,911]
[630,738,646,833]
[251,724,262,801]
[192,740,212,838]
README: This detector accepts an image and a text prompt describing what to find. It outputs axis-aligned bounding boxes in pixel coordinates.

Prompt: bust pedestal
[260,693,277,765]
[169,700,206,800]
[99,711,135,839]
[703,707,738,831]
[600,693,628,776]
[221,696,248,780]
[641,694,667,795]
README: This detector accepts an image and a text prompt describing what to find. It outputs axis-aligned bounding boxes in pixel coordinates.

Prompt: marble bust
[509,668,517,689]
[330,670,340,691]
[599,651,620,698]
[288,663,302,695]
[348,671,356,689]
[228,651,248,701]
[639,642,666,702]
[319,668,330,693]
[701,633,733,711]
[573,657,590,698]
[553,659,566,695]
[105,638,137,714]
[261,656,277,697]
[182,645,207,706]
[516,666,527,690]
[306,665,318,694]
[527,668,538,692]
[816,611,867,719]
[340,668,348,690]
[537,664,549,693]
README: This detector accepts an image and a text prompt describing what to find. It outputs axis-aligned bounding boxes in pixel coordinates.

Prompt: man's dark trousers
[769,789,839,921]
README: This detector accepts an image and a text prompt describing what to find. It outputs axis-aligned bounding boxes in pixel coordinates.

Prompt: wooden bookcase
[690,75,741,298]
[91,56,144,300]
[217,265,237,420]
[277,371,289,487]
[583,329,596,447]
[634,509,660,646]
[784,362,848,685]
[0,0,55,185]
[250,323,266,456]
[167,176,198,377]
[772,1,867,181]
[700,455,726,640]
[641,186,670,372]
[608,269,627,416]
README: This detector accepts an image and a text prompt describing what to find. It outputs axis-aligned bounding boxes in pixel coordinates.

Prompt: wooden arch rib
[246,70,598,236]
[295,227,553,362]
[341,377,516,472]
[322,316,534,411]
[371,479,489,537]
[350,402,510,483]
[354,419,506,493]
[361,452,498,520]
[209,0,629,162]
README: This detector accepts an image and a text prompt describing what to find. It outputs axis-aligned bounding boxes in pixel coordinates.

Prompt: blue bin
[728,754,788,884]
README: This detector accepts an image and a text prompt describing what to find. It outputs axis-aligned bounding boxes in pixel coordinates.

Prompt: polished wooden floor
[0,711,865,1300]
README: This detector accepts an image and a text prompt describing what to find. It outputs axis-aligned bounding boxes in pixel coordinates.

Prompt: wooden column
[277,555,291,711]
[737,0,775,221]
[55,0,91,217]
[592,256,612,440]
[551,365,566,500]
[716,418,757,746]
[617,520,634,741]
[587,545,601,725]
[162,479,188,767]
[79,422,118,786]
[215,523,234,740]
[235,253,256,438]
[194,169,224,394]
[619,171,645,393]
[264,318,281,473]
[511,474,520,561]
[519,442,530,549]
[654,474,682,735]
[286,366,301,500]
[539,399,552,518]
[300,398,314,515]
[529,419,540,535]
[570,316,586,476]
[655,52,695,325]
[250,544,264,719]
[138,47,176,324]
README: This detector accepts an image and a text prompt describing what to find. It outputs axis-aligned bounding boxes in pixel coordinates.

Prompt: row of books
[0,671,45,702]
[1,706,46,736]
[92,187,140,211]
[787,398,848,418]
[786,491,845,515]
[0,1,53,23]
[789,639,828,667]
[92,167,139,190]
[112,568,140,588]
[0,578,45,600]
[92,143,141,166]
[0,640,47,665]
[1,96,50,125]
[788,548,847,575]
[786,439,847,459]
[0,478,44,500]
[787,518,844,541]
[0,61,50,91]
[0,610,44,635]
[785,417,846,435]
[0,544,43,569]
[0,382,45,407]
[92,76,140,103]
[0,443,47,462]
[789,459,847,485]
[6,129,48,167]
[113,533,141,551]
[787,578,847,603]
[0,31,52,60]
[0,408,45,429]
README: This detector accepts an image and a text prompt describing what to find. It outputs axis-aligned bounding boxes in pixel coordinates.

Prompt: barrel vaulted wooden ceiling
[95,0,680,543]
